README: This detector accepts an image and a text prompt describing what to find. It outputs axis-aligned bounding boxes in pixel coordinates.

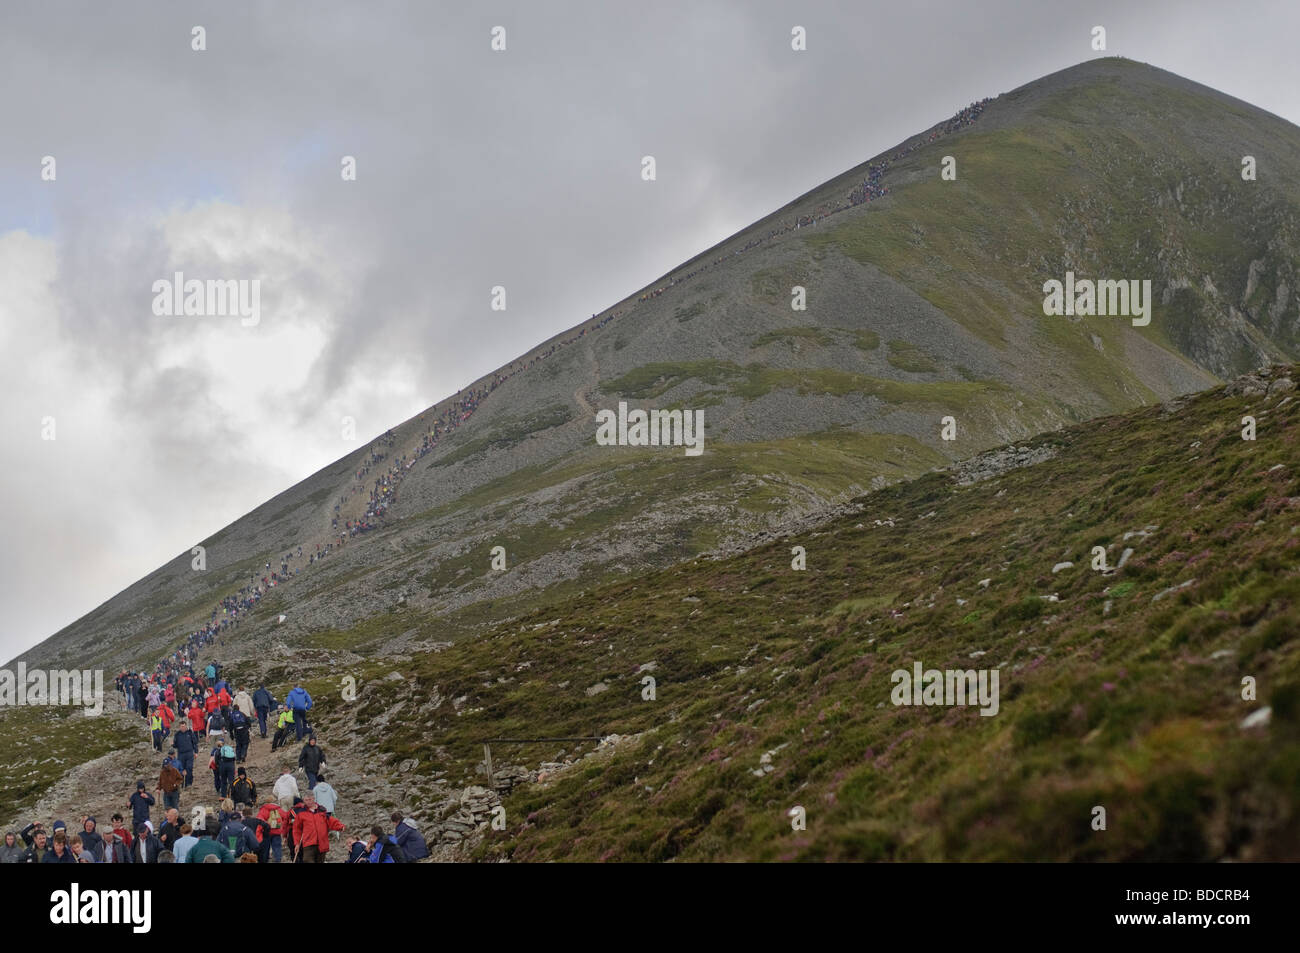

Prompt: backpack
[221,744,235,760]
[220,822,244,854]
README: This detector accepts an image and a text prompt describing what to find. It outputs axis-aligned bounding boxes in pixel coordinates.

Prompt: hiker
[271,705,294,750]
[233,686,255,720]
[187,700,206,734]
[368,825,406,863]
[231,766,256,806]
[1,832,25,863]
[298,734,326,789]
[69,834,96,864]
[158,699,176,735]
[172,824,198,863]
[129,781,155,828]
[344,835,369,863]
[101,831,131,864]
[212,735,237,797]
[292,793,344,863]
[184,819,234,863]
[206,706,226,739]
[218,809,259,857]
[149,707,164,751]
[42,832,76,864]
[158,755,184,810]
[109,813,134,850]
[286,683,313,740]
[252,684,274,737]
[20,824,49,863]
[133,822,163,863]
[272,765,299,803]
[158,808,182,853]
[240,807,273,864]
[174,722,198,787]
[230,706,252,762]
[392,813,429,860]
[257,797,290,863]
[78,817,105,862]
[312,772,338,816]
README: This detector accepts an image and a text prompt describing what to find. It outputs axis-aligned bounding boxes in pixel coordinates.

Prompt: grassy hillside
[309,365,1300,861]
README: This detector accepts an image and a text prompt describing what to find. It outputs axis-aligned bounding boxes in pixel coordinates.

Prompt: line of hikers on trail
[322,97,986,533]
[9,647,431,863]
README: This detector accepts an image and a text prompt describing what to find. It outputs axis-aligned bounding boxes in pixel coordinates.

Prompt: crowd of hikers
[3,563,432,864]
[4,660,432,864]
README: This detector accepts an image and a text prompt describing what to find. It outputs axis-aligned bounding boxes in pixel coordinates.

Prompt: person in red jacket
[158,703,176,732]
[109,813,134,851]
[257,797,290,863]
[215,686,232,709]
[203,689,220,714]
[292,794,344,863]
[187,701,206,733]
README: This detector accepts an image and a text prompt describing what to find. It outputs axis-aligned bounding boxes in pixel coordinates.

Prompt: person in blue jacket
[251,684,275,737]
[286,684,313,740]
[128,781,155,828]
[366,826,405,863]
[391,812,429,860]
[173,723,198,787]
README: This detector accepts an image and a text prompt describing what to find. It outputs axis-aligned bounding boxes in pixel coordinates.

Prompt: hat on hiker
[136,822,149,834]
[136,780,146,789]
[52,819,67,832]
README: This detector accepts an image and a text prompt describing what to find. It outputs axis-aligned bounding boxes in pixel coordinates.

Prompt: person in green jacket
[184,820,236,863]
[270,705,294,751]
[150,708,164,751]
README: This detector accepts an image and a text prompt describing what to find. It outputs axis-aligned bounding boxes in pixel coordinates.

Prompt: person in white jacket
[232,688,256,720]
[272,766,299,803]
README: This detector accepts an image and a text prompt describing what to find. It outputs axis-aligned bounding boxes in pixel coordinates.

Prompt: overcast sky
[1,0,1297,663]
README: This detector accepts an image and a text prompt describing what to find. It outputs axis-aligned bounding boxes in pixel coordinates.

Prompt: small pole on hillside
[483,743,493,783]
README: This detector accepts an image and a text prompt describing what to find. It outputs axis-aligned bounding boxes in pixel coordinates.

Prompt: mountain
[6,58,1300,853]
[24,58,1300,675]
